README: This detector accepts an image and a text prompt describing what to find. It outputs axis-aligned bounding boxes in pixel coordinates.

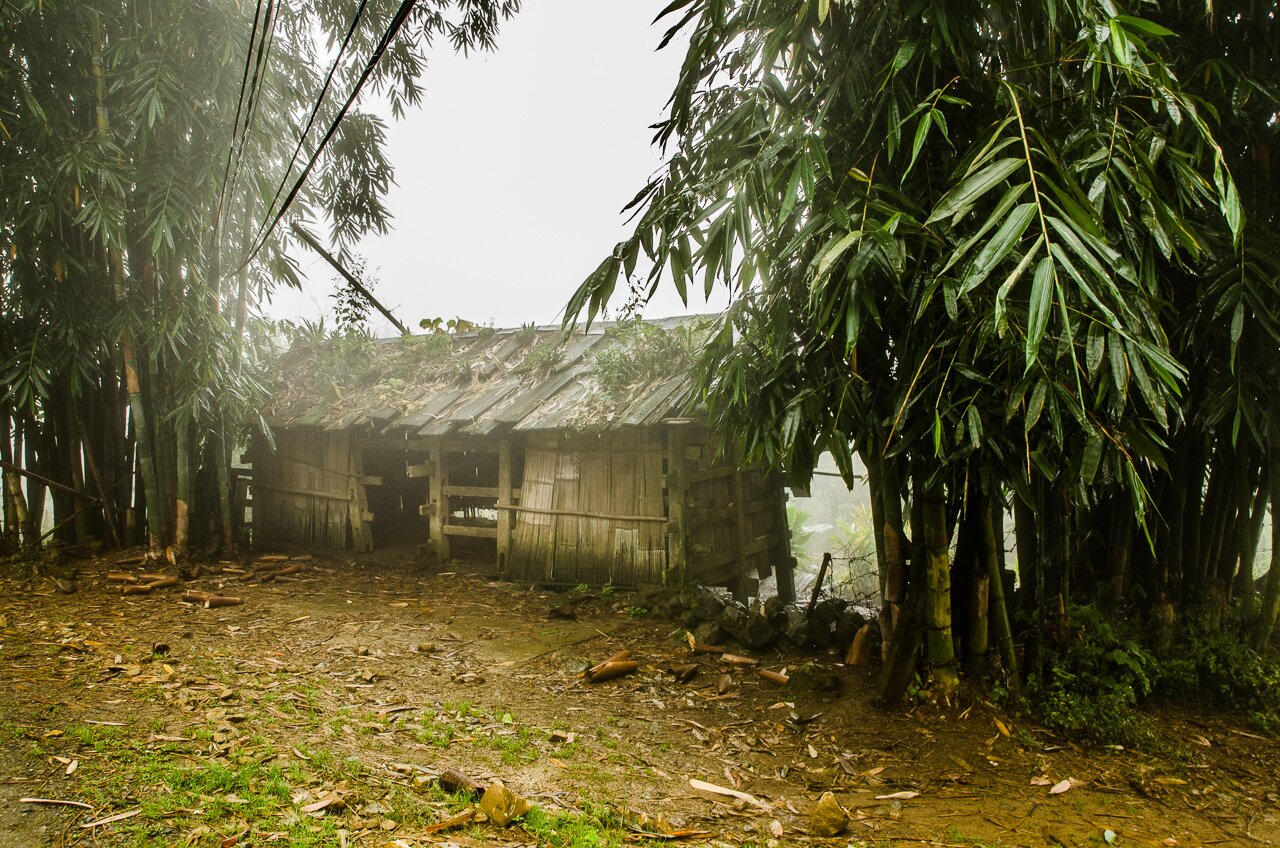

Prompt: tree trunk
[174,422,191,556]
[1237,476,1269,620]
[921,473,959,690]
[1107,496,1134,607]
[982,495,1019,689]
[1254,417,1280,652]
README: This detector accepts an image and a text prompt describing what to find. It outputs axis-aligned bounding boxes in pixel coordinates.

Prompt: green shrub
[1029,604,1280,747]
[1030,605,1161,748]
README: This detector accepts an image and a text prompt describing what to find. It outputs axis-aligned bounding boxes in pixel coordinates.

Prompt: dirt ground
[0,549,1276,848]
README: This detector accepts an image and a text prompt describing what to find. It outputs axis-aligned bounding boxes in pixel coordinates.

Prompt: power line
[224,0,281,220]
[240,0,420,270]
[260,0,372,233]
[214,0,269,230]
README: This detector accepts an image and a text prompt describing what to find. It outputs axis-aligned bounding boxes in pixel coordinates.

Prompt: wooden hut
[249,317,795,600]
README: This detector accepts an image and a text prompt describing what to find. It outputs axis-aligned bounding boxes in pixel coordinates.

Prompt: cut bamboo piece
[121,584,152,596]
[584,660,638,683]
[720,653,758,667]
[180,591,242,609]
[758,668,789,686]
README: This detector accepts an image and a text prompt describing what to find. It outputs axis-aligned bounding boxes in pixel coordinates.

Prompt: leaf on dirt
[300,793,345,813]
[1103,829,1117,844]
[994,718,1010,737]
[769,819,784,837]
[1153,777,1187,786]
[80,808,141,829]
[862,766,886,777]
[689,778,772,811]
[807,744,818,759]
[1030,776,1053,786]
[423,807,475,835]
[874,791,919,800]
[1049,778,1074,795]
[65,759,78,776]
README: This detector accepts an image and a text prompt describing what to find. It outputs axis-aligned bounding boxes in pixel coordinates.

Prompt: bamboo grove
[568,0,1280,701]
[0,2,516,557]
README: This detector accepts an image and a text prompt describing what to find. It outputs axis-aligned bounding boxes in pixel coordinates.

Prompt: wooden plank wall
[253,426,370,551]
[507,430,666,585]
[679,431,781,592]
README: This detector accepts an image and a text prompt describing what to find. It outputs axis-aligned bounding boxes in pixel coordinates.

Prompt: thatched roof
[264,316,715,436]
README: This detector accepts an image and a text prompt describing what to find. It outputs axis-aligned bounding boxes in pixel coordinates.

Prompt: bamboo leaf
[1025,256,1055,366]
[926,158,1024,225]
[960,203,1036,295]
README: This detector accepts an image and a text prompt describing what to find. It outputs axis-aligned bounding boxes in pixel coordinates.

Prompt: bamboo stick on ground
[584,660,639,683]
[180,590,242,608]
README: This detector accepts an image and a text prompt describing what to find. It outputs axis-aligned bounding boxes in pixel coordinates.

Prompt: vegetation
[0,1,519,557]
[568,0,1280,712]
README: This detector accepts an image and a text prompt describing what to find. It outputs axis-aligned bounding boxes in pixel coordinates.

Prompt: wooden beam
[497,504,667,523]
[255,481,350,502]
[733,466,751,580]
[689,536,774,575]
[496,438,512,573]
[442,524,497,539]
[292,224,408,334]
[430,447,448,560]
[407,463,431,479]
[665,427,689,587]
[443,485,499,499]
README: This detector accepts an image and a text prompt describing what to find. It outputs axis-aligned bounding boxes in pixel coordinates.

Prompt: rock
[692,620,724,647]
[719,602,777,649]
[811,597,848,629]
[781,608,821,648]
[54,578,77,595]
[810,791,849,837]
[478,780,533,827]
[834,607,869,645]
[685,586,727,622]
[762,594,789,625]
[641,587,683,618]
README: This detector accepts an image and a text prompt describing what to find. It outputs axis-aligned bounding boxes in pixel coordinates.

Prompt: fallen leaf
[80,808,142,828]
[1030,776,1053,786]
[688,778,772,811]
[994,718,1010,737]
[1049,779,1073,795]
[875,791,919,800]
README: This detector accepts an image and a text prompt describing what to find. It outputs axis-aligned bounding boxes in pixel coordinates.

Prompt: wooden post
[349,437,373,552]
[496,438,512,573]
[429,444,450,561]
[665,425,689,587]
[728,460,754,603]
[769,471,796,603]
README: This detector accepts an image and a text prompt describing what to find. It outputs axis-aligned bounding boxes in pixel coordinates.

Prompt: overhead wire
[240,0,420,270]
[260,0,372,235]
[214,0,270,230]
[224,0,281,221]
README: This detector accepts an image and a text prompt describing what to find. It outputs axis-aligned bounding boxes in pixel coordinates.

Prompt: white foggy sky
[265,1,729,335]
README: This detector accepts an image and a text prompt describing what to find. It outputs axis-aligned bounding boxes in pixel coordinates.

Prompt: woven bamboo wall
[252,426,370,550]
[507,430,667,585]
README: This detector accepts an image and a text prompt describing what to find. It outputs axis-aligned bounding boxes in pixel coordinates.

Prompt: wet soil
[0,549,1276,847]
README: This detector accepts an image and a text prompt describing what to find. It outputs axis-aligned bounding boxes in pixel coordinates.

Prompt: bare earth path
[0,550,1276,847]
